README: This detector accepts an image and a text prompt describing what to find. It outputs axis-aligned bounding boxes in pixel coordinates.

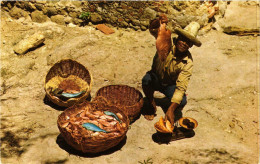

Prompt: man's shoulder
[182,51,193,64]
[186,51,193,62]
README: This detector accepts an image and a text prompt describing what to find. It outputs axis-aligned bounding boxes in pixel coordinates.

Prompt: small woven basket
[95,85,143,122]
[57,101,129,153]
[44,59,93,107]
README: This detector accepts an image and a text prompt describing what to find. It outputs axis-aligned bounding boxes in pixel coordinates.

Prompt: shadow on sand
[140,97,171,115]
[43,95,92,111]
[140,97,183,120]
[56,134,127,157]
[152,127,195,144]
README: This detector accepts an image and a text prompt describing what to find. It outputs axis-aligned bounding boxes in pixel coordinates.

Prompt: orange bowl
[179,117,198,130]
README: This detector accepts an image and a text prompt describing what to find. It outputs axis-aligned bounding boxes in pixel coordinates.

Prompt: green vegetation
[79,12,91,21]
[138,157,153,164]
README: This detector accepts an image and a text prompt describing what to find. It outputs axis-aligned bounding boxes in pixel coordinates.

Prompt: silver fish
[61,91,86,98]
[50,87,86,99]
[104,111,122,123]
[82,123,108,133]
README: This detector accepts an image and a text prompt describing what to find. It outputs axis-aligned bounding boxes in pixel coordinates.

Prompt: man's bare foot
[144,114,156,121]
[143,101,157,121]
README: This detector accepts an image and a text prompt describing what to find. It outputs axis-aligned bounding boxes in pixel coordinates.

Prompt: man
[142,16,202,126]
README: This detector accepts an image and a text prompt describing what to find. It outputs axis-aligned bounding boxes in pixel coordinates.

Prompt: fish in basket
[95,85,144,123]
[57,101,129,153]
[44,59,93,107]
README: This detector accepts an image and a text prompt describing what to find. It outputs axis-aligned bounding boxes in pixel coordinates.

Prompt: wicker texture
[44,59,93,107]
[57,101,129,153]
[92,96,109,105]
[95,85,143,122]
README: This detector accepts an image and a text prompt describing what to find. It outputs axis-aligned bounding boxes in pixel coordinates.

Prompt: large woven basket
[57,101,129,153]
[44,59,93,107]
[95,85,144,122]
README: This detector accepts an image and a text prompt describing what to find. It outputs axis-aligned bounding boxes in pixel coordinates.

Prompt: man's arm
[166,60,193,125]
[165,102,179,125]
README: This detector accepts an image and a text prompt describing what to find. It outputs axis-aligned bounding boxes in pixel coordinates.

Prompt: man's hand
[149,14,169,38]
[159,14,168,24]
[165,102,178,125]
[156,19,171,61]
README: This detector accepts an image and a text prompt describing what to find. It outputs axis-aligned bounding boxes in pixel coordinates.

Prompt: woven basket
[92,96,109,105]
[57,101,129,153]
[44,59,93,107]
[95,85,144,122]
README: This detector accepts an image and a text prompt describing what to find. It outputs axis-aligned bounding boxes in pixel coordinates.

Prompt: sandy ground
[1,5,259,164]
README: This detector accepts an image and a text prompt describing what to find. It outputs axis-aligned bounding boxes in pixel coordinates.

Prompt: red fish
[156,21,172,61]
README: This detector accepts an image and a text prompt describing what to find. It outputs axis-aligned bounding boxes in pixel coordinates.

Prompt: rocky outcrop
[13,32,45,55]
[218,1,260,35]
[1,1,227,31]
[31,10,48,23]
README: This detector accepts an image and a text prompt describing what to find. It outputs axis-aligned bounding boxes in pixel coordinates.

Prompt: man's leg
[142,72,158,120]
[161,85,187,122]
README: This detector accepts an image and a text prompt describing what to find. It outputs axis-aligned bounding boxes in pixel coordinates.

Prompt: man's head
[175,35,194,52]
[175,21,202,52]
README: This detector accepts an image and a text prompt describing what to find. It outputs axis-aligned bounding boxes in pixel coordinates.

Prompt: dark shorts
[142,71,187,108]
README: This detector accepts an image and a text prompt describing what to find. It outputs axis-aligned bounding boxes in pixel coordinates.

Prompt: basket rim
[57,101,130,152]
[44,58,93,87]
[44,59,93,107]
[95,84,143,107]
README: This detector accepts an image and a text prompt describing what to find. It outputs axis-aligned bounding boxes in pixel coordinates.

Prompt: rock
[14,32,45,55]
[2,7,9,12]
[218,1,227,17]
[167,19,181,32]
[166,6,180,17]
[109,16,118,24]
[9,6,29,19]
[175,15,193,28]
[24,2,36,11]
[129,23,140,31]
[50,15,66,25]
[158,6,167,13]
[69,11,80,18]
[59,9,68,16]
[90,13,103,24]
[140,25,147,31]
[212,22,222,32]
[43,26,65,39]
[14,1,26,9]
[173,1,188,11]
[65,5,75,13]
[198,22,213,35]
[68,23,77,27]
[96,24,115,35]
[116,8,124,12]
[44,30,55,39]
[119,21,129,28]
[36,1,47,4]
[140,20,149,27]
[64,16,72,24]
[71,1,83,8]
[43,7,58,16]
[31,10,48,23]
[35,3,44,10]
[197,14,209,27]
[72,18,83,25]
[219,1,259,35]
[140,7,157,21]
[131,19,140,26]
[7,2,13,9]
